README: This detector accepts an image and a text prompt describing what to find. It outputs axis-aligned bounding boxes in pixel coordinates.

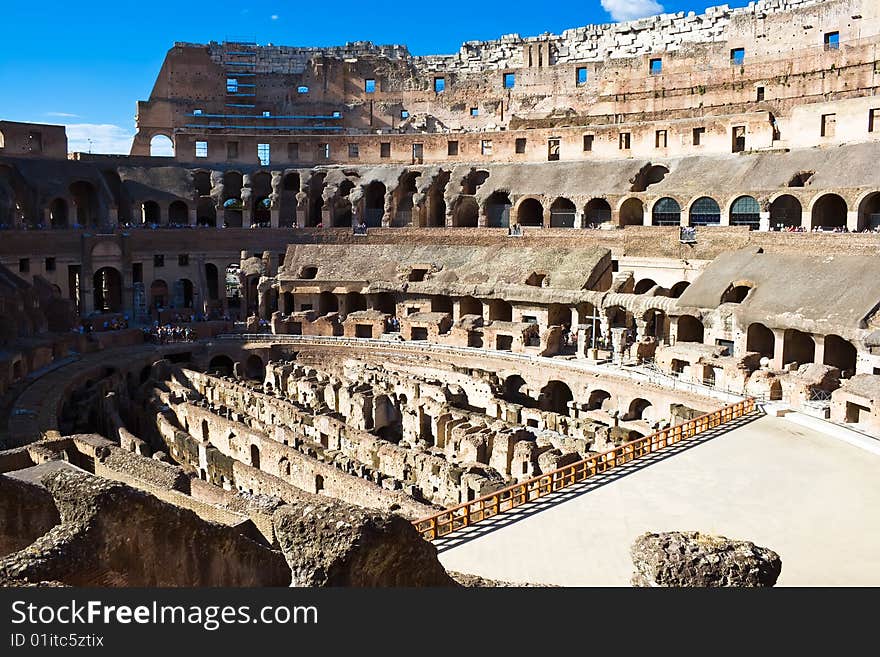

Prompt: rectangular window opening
[693,127,706,146]
[649,58,662,75]
[447,140,459,156]
[470,107,479,117]
[515,138,527,154]
[365,78,376,93]
[434,77,445,93]
[257,143,270,165]
[227,141,238,160]
[756,86,765,101]
[824,31,840,50]
[226,78,238,93]
[348,143,359,158]
[380,142,391,158]
[583,134,594,152]
[821,113,836,138]
[655,130,668,148]
[870,108,880,133]
[503,72,515,89]
[45,257,56,272]
[730,48,745,65]
[547,137,560,161]
[481,139,493,155]
[576,67,588,85]
[619,132,631,150]
[195,141,208,158]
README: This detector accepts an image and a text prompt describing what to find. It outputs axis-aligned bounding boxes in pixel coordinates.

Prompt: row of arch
[745,323,857,376]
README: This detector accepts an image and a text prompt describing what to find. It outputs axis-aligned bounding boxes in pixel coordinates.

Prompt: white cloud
[45,112,80,118]
[65,123,135,155]
[601,0,664,22]
[271,14,279,20]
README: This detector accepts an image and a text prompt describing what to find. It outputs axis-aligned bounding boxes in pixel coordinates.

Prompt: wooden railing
[413,398,756,541]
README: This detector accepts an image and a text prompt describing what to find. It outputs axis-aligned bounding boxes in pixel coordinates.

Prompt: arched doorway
[676,316,704,343]
[783,329,814,366]
[168,200,188,225]
[747,323,775,359]
[244,354,265,381]
[857,192,880,231]
[587,389,612,411]
[93,267,122,312]
[196,198,216,227]
[393,172,419,227]
[485,191,511,228]
[250,444,261,469]
[307,172,326,227]
[823,334,856,377]
[49,198,68,228]
[634,279,657,294]
[142,201,161,225]
[208,354,234,376]
[516,198,544,227]
[177,278,194,308]
[318,291,338,315]
[364,181,386,227]
[502,374,536,407]
[670,281,690,298]
[769,195,802,229]
[617,198,643,227]
[584,198,612,227]
[549,198,576,228]
[70,181,99,227]
[334,180,355,227]
[539,380,574,415]
[251,172,272,226]
[222,172,243,228]
[627,398,653,422]
[811,194,847,229]
[150,280,169,311]
[453,197,479,227]
[427,171,449,227]
[205,264,219,302]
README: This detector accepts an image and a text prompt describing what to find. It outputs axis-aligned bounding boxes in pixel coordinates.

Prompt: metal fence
[413,398,756,541]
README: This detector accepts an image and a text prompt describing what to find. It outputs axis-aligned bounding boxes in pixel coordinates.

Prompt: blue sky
[0,0,748,154]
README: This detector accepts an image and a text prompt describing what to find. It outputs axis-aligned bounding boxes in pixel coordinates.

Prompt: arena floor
[437,413,880,586]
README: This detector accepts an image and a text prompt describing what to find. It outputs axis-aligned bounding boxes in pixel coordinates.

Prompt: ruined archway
[364,181,386,227]
[244,354,265,381]
[584,198,612,227]
[485,191,511,228]
[318,291,339,315]
[149,134,174,157]
[49,198,68,228]
[70,181,99,227]
[782,329,815,367]
[168,200,188,225]
[453,196,479,227]
[857,192,880,231]
[208,354,234,376]
[730,195,760,229]
[823,334,856,377]
[488,299,512,322]
[617,198,643,227]
[669,281,690,298]
[627,398,653,422]
[652,197,681,226]
[676,316,704,343]
[688,197,721,226]
[549,197,576,228]
[587,389,612,411]
[150,280,169,310]
[539,380,573,415]
[769,195,802,229]
[634,279,657,294]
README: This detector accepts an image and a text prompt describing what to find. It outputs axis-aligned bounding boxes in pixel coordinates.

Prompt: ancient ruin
[1,0,879,587]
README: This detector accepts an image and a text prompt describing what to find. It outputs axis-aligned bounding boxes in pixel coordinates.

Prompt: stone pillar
[642,206,652,226]
[720,205,731,226]
[295,205,306,228]
[772,329,786,370]
[217,208,226,228]
[542,207,551,228]
[759,211,770,232]
[337,294,350,320]
[801,211,811,230]
[270,208,280,228]
[846,210,860,232]
[195,255,208,315]
[189,207,198,227]
[813,335,825,368]
[574,210,585,229]
[452,300,462,323]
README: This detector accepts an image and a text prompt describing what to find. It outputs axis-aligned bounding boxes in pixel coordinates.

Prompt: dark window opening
[153,255,164,268]
[380,142,391,158]
[45,257,56,272]
[447,140,459,156]
[515,138,526,154]
[693,127,705,145]
[583,134,594,152]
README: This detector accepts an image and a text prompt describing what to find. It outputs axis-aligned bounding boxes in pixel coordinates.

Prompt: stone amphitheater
[1,0,880,587]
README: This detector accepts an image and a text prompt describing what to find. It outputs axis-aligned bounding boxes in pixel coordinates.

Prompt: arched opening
[177,278,194,308]
[721,283,752,304]
[168,200,188,225]
[652,197,681,226]
[205,264,219,301]
[250,444,261,469]
[502,374,536,407]
[196,198,216,227]
[488,299,512,322]
[547,303,570,327]
[857,192,880,231]
[222,172,243,228]
[587,389,612,411]
[280,458,291,477]
[516,198,544,227]
[427,170,450,227]
[769,195,802,229]
[584,198,612,227]
[246,276,259,316]
[244,354,265,381]
[346,292,367,314]
[150,280,169,311]
[251,172,272,227]
[730,195,760,229]
[634,279,657,294]
[315,474,325,494]
[459,296,483,318]
[208,354,234,376]
[364,181,386,227]
[485,191,511,228]
[453,196,479,227]
[689,197,721,226]
[669,281,690,298]
[69,181,99,227]
[282,292,294,315]
[549,197,576,228]
[627,398,653,422]
[194,171,212,197]
[811,194,847,229]
[281,172,300,227]
[372,292,396,315]
[747,323,775,359]
[393,172,419,227]
[643,309,666,339]
[318,291,338,315]
[618,198,643,227]
[141,201,161,225]
[539,380,573,415]
[93,267,122,312]
[607,306,632,329]
[149,134,174,157]
[49,198,68,228]
[333,180,355,227]
[676,316,704,343]
[823,334,856,377]
[782,329,815,367]
[201,419,209,441]
[307,172,326,227]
